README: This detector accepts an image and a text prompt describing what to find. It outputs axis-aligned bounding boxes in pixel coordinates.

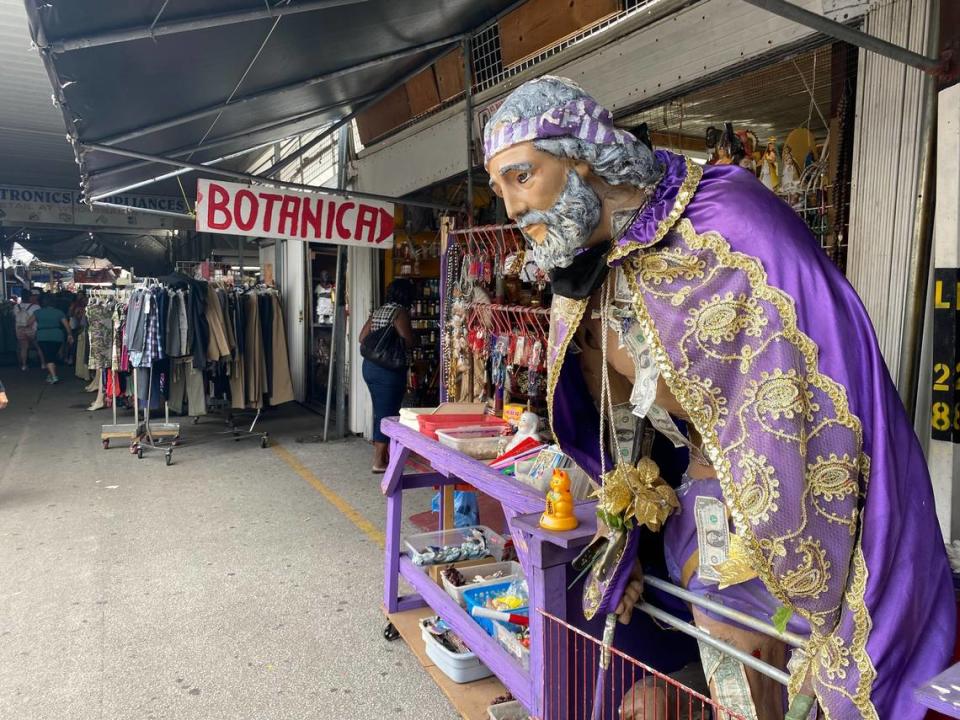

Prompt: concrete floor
[0,370,459,720]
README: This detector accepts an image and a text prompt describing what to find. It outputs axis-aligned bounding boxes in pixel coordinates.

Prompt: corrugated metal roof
[0,0,79,187]
[21,0,521,202]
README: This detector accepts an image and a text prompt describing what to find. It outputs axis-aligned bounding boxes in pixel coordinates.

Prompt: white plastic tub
[440,560,523,607]
[419,618,493,684]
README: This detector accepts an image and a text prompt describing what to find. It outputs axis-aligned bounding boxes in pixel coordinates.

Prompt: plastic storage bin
[419,617,493,684]
[494,620,530,670]
[399,404,487,430]
[418,413,508,440]
[440,560,523,607]
[487,700,530,720]
[435,425,508,460]
[463,581,529,636]
[403,525,505,567]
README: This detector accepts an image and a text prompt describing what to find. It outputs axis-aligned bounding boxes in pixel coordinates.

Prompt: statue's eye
[517,171,530,184]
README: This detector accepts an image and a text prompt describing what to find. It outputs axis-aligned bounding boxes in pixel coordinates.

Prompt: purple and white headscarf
[483,76,636,161]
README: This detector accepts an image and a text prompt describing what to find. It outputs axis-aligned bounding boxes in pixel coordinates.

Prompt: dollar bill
[698,641,760,720]
[694,495,729,584]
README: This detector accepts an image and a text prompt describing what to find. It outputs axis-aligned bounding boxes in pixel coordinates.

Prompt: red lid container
[417,414,509,440]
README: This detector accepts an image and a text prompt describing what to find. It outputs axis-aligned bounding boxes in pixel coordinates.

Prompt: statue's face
[486,142,601,272]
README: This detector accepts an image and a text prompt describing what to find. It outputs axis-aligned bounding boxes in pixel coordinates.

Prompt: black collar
[549,241,611,300]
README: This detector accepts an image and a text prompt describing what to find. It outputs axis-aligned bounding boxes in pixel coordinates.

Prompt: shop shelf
[397,554,532,710]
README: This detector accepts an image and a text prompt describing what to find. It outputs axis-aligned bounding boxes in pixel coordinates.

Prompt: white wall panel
[356,0,823,197]
[348,246,378,437]
[281,239,307,403]
[929,83,960,541]
[846,0,936,381]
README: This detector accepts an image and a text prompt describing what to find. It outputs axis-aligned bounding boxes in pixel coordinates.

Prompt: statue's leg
[619,661,709,720]
[690,607,787,720]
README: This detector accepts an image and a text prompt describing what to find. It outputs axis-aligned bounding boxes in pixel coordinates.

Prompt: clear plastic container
[494,620,530,671]
[435,425,509,459]
[403,525,505,567]
[440,560,523,607]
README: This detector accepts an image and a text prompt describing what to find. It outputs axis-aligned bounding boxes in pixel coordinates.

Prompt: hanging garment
[75,323,91,380]
[86,301,115,370]
[168,357,206,416]
[205,284,231,361]
[268,293,294,405]
[125,290,148,358]
[243,292,267,408]
[165,289,189,358]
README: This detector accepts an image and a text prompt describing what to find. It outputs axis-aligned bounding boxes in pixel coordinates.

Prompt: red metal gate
[539,610,747,720]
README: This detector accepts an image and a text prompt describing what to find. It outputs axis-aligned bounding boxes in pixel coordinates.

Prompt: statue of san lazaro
[483,75,954,720]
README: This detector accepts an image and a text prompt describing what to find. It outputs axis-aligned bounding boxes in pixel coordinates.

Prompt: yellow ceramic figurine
[539,469,579,531]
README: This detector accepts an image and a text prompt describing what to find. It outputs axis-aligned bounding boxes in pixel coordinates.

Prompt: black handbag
[361,310,407,370]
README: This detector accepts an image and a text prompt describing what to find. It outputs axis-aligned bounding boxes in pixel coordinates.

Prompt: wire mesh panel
[540,610,747,720]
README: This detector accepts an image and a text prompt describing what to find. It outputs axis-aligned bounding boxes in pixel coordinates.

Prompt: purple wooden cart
[380,417,598,717]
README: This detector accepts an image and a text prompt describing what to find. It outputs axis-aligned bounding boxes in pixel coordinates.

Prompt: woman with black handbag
[359,279,415,473]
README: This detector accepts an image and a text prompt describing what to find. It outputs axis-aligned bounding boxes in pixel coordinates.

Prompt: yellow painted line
[271,443,385,548]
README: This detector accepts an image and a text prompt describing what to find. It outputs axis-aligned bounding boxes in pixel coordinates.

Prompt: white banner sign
[0,184,192,229]
[195,178,394,248]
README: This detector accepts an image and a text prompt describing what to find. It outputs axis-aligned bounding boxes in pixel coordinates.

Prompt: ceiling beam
[42,0,368,54]
[740,0,942,74]
[88,94,375,182]
[80,142,460,212]
[93,33,465,146]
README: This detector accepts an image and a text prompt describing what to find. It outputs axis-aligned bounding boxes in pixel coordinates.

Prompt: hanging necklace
[594,271,678,534]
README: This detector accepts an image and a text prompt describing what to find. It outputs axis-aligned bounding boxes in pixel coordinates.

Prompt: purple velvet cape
[547,150,955,719]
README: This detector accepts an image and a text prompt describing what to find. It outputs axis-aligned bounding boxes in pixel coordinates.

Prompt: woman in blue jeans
[360,280,414,473]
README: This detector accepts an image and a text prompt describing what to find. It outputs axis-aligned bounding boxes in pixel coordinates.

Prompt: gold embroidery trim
[607,157,703,263]
[546,295,589,442]
[624,219,877,719]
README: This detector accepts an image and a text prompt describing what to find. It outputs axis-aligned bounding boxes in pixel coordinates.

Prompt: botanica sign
[196,178,394,248]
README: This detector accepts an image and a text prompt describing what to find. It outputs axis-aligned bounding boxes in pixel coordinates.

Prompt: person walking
[34,294,72,384]
[359,279,414,473]
[14,293,44,371]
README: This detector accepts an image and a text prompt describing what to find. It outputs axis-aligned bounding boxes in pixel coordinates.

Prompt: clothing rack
[91,275,289,462]
[95,285,142,449]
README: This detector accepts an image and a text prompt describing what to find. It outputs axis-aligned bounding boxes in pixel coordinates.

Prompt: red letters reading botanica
[197,179,394,248]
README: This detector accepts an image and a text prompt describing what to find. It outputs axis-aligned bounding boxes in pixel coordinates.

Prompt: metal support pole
[81,142,459,212]
[463,35,475,226]
[739,0,941,73]
[238,236,244,282]
[643,576,807,647]
[45,0,368,53]
[88,138,281,199]
[639,602,791,686]
[323,126,351,441]
[897,13,940,415]
[94,35,465,146]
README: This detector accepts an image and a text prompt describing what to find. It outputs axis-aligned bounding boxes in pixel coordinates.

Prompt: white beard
[517,169,602,273]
